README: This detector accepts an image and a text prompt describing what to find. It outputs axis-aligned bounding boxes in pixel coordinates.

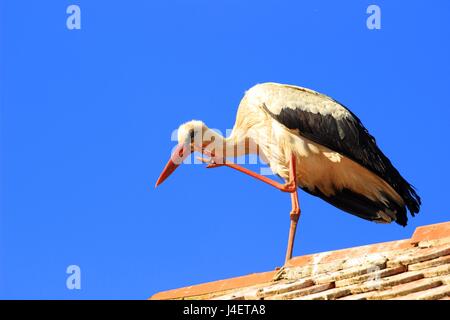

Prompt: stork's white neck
[200,126,250,160]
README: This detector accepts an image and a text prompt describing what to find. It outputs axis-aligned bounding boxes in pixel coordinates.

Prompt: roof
[150,221,450,300]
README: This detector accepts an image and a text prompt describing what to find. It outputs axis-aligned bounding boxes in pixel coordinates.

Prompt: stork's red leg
[200,152,297,193]
[285,185,300,264]
[198,148,296,193]
[284,153,300,263]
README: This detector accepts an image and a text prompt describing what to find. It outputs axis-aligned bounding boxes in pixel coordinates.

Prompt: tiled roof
[150,221,450,300]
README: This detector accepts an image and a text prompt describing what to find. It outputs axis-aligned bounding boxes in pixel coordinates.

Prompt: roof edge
[151,270,276,300]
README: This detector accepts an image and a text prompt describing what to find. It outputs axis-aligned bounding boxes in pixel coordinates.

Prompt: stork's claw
[196,156,224,168]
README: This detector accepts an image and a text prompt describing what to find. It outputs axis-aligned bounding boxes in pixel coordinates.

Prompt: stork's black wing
[261,85,421,221]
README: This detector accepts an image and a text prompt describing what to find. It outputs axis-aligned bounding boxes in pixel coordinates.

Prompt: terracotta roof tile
[351,270,424,294]
[408,255,450,271]
[338,291,377,300]
[265,283,334,300]
[368,277,444,300]
[421,264,450,278]
[255,278,315,297]
[392,283,450,300]
[150,270,276,300]
[314,258,387,285]
[411,221,450,243]
[150,221,450,300]
[442,275,450,285]
[335,266,406,287]
[386,244,450,268]
[294,287,352,300]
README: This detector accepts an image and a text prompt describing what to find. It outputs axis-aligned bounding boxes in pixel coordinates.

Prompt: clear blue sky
[1,0,449,299]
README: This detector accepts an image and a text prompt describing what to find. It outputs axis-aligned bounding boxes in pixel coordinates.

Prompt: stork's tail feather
[402,183,421,217]
[301,187,415,226]
[387,173,421,223]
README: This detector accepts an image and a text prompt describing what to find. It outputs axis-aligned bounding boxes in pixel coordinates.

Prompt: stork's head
[155,120,206,187]
[176,120,206,146]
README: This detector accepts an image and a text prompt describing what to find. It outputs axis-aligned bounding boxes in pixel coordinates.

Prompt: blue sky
[1,0,449,299]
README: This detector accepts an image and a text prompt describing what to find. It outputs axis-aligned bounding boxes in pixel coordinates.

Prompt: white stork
[155,82,421,264]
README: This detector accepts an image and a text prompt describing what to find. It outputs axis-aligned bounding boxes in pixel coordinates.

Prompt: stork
[155,82,421,264]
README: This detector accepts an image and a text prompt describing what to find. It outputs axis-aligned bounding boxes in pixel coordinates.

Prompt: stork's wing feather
[259,84,421,216]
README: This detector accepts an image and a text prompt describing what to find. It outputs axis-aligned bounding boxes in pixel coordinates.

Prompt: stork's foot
[272,266,287,282]
[280,180,297,193]
[206,162,224,169]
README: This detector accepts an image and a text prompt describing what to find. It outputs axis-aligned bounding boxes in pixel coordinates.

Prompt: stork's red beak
[155,143,191,187]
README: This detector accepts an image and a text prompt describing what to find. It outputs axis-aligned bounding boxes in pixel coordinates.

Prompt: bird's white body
[229,83,403,222]
[157,82,420,263]
[167,82,419,227]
